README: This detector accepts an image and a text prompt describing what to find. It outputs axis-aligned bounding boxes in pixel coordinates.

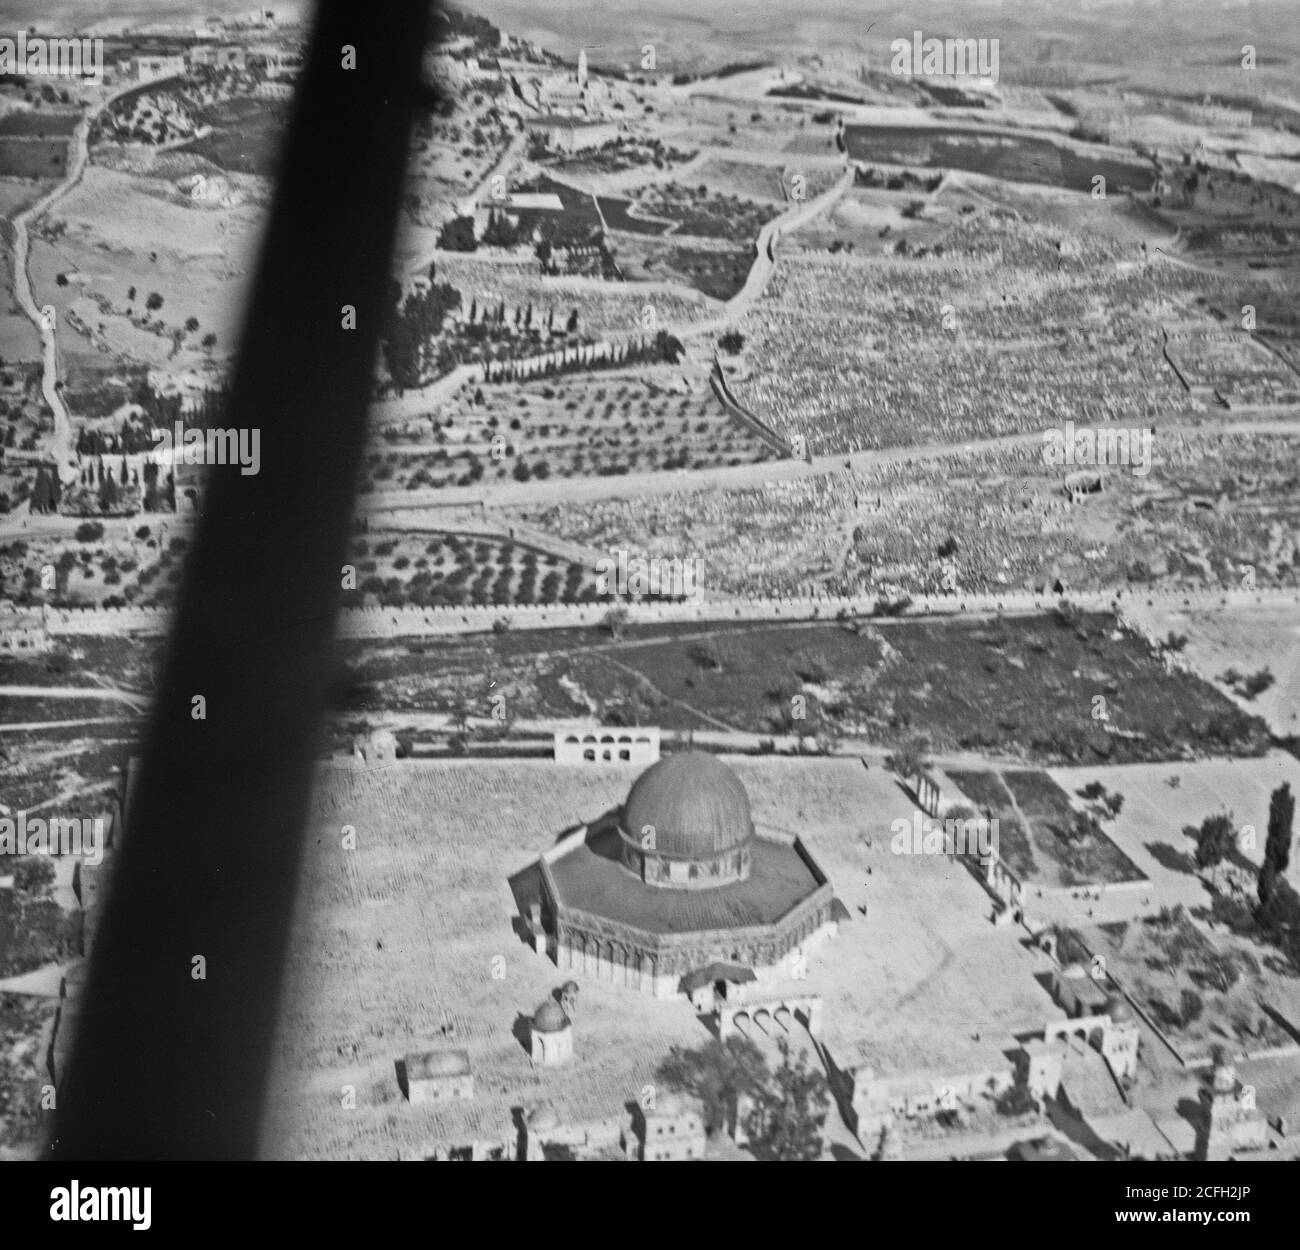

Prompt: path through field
[9,79,160,488]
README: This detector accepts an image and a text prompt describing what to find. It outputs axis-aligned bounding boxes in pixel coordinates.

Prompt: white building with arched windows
[554,726,660,766]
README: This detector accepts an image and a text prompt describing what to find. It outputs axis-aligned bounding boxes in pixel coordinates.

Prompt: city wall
[36,587,1300,639]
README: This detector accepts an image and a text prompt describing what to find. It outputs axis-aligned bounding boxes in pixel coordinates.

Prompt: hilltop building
[118,54,186,84]
[525,116,621,153]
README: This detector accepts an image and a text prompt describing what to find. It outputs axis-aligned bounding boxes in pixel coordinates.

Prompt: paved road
[0,717,137,733]
[0,684,148,709]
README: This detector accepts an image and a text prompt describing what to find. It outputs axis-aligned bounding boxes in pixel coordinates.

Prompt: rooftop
[546,827,824,935]
[406,1049,471,1081]
[265,757,1063,1157]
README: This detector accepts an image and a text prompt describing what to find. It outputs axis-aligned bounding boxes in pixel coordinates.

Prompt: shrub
[14,856,55,897]
[1241,669,1275,699]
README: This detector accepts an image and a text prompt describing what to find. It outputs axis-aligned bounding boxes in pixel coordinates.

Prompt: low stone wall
[35,587,1300,640]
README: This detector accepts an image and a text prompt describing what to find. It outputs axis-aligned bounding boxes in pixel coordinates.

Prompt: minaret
[577,47,589,89]
[1195,1049,1265,1160]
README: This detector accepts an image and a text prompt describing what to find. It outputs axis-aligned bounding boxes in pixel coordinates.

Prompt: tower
[1195,1052,1266,1160]
[577,47,588,89]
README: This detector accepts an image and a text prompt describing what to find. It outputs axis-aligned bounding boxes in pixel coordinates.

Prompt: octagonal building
[529,753,839,999]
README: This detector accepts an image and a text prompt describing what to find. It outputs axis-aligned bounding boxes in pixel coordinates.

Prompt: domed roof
[533,1000,569,1033]
[405,1048,470,1080]
[1104,995,1132,1023]
[623,753,753,859]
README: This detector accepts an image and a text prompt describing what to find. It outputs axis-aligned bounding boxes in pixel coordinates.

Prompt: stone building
[119,54,186,83]
[526,752,839,999]
[405,1049,473,1105]
[1041,998,1140,1081]
[523,1102,635,1161]
[353,728,398,766]
[1050,963,1112,1018]
[1195,1053,1268,1160]
[554,727,661,766]
[639,1091,706,1161]
[186,44,247,69]
[526,116,621,153]
[851,1058,1015,1137]
[529,999,574,1066]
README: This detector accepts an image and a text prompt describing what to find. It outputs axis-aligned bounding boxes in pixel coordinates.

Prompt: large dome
[622,753,754,860]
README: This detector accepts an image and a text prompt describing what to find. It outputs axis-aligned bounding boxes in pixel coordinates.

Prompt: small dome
[533,1000,569,1033]
[623,752,753,860]
[1104,995,1132,1023]
[405,1049,470,1080]
[560,980,579,996]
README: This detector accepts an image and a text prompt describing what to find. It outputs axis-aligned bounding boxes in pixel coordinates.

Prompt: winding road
[9,79,151,486]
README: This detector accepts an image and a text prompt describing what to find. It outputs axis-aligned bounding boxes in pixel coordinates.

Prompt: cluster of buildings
[115,38,300,86]
[381,751,1300,1161]
[522,51,623,154]
[425,36,626,153]
[115,53,186,86]
[18,703,1300,1163]
[391,752,838,1158]
[401,976,706,1161]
